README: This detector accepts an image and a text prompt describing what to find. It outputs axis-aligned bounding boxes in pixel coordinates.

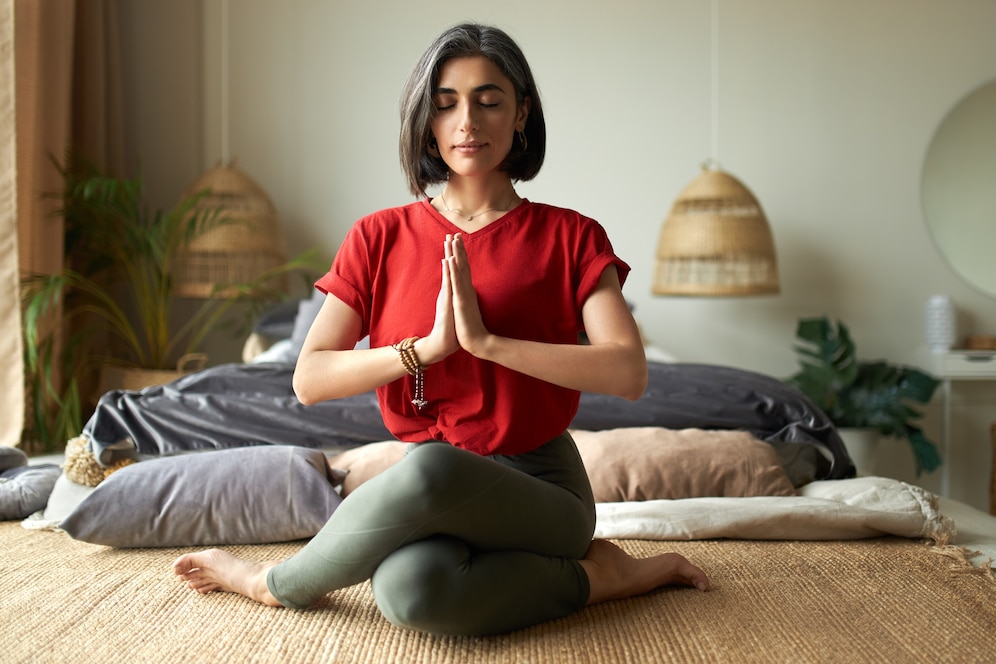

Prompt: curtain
[0,0,21,448]
[15,0,74,280]
[10,0,124,452]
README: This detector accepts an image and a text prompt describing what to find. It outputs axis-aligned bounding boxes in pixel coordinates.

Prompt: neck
[436,178,520,222]
[443,178,517,209]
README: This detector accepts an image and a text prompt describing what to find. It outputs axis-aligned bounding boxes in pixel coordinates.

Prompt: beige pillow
[570,427,796,502]
[327,428,796,502]
[328,441,407,496]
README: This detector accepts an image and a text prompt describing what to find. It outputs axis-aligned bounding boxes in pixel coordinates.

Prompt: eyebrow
[433,83,507,95]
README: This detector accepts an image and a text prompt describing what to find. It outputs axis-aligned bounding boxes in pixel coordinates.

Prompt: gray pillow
[0,446,28,472]
[250,290,327,365]
[0,464,62,520]
[289,288,326,351]
[60,446,342,547]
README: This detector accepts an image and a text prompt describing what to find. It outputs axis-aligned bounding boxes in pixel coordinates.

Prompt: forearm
[293,345,408,405]
[292,291,450,405]
[472,335,648,401]
[448,244,646,399]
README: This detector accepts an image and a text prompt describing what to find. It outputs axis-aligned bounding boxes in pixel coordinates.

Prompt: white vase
[837,428,880,476]
[924,294,956,352]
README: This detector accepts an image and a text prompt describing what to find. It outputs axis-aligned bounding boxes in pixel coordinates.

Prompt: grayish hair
[399,23,546,197]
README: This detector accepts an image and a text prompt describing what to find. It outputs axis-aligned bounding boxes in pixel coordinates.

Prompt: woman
[174,22,709,637]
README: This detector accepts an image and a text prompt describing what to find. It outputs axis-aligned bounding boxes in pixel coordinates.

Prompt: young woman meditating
[173,22,709,637]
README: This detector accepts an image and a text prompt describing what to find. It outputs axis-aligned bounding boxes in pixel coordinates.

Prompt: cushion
[0,446,28,472]
[0,464,62,521]
[60,445,342,547]
[571,427,797,502]
[290,289,325,351]
[253,299,301,340]
[41,472,96,524]
[571,362,853,482]
[327,430,795,503]
[327,441,407,497]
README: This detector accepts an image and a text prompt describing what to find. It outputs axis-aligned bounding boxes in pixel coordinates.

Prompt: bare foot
[579,539,710,606]
[172,549,283,607]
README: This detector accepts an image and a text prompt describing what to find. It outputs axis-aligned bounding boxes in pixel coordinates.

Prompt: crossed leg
[172,438,709,632]
[173,539,709,609]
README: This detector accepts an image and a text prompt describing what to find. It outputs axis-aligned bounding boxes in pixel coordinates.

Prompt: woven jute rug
[2,522,994,663]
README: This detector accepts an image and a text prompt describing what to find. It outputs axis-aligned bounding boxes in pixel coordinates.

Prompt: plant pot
[97,353,208,396]
[837,427,880,476]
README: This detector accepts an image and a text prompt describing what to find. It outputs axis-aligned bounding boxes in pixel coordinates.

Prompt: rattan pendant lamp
[653,0,779,296]
[173,0,287,299]
[174,162,287,298]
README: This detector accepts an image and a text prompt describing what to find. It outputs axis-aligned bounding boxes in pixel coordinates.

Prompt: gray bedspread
[84,361,854,483]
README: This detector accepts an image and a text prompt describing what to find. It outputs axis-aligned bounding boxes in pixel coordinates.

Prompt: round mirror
[922,79,996,299]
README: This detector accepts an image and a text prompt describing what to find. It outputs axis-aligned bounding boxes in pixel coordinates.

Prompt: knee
[371,538,469,636]
[393,443,467,500]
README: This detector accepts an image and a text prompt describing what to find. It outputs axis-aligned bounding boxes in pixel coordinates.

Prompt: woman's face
[429,56,530,181]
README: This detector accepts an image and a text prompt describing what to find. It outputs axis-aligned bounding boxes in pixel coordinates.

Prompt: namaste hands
[421,233,488,364]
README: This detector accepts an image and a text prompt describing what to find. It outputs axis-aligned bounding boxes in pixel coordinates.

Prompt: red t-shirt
[315,199,630,456]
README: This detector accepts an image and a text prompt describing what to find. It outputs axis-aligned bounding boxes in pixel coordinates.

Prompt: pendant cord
[710,0,720,168]
[221,0,230,165]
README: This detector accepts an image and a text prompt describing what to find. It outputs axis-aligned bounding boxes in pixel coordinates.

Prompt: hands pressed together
[420,233,489,365]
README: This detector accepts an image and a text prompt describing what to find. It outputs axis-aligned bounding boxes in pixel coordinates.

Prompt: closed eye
[433,83,507,111]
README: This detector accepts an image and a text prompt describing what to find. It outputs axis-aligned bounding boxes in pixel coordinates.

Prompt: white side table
[921,350,996,496]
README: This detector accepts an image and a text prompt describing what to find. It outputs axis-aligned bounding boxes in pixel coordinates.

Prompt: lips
[453,141,487,152]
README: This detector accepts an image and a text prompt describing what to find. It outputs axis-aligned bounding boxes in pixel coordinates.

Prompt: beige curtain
[15,0,75,280]
[10,0,123,451]
[0,0,21,448]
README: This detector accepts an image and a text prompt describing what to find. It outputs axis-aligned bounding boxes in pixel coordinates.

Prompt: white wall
[122,0,996,511]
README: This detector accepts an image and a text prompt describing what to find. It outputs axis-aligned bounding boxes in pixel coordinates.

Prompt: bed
[2,295,995,663]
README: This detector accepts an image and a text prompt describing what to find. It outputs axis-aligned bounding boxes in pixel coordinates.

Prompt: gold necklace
[439,191,517,221]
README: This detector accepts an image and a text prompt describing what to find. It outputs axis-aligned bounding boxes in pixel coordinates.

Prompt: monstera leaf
[786,316,941,476]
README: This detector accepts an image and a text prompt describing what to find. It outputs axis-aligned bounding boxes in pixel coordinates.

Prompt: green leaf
[22,153,330,450]
[784,315,942,477]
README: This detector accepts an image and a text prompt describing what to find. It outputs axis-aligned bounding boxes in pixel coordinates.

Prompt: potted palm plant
[785,316,941,477]
[20,156,321,452]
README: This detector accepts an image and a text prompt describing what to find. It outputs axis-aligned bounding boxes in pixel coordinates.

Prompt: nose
[457,101,479,132]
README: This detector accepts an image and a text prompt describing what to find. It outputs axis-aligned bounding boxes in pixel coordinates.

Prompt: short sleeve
[574,220,631,311]
[315,223,375,338]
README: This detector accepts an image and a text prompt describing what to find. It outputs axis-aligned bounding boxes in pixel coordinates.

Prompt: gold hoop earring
[427,137,440,159]
[517,130,528,152]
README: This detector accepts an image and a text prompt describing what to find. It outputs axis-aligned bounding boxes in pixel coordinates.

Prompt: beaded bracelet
[391,336,427,409]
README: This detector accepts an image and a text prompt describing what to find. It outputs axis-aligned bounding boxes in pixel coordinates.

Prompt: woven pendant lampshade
[174,162,288,298]
[653,165,779,296]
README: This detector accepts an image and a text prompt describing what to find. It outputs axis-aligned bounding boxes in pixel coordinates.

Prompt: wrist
[391,337,423,375]
[412,337,439,367]
[413,336,441,366]
[465,333,497,362]
[390,336,428,411]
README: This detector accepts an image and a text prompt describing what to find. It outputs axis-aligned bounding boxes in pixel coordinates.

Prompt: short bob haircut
[399,23,546,198]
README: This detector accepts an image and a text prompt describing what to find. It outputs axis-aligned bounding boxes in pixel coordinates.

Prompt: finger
[451,237,472,282]
[452,233,466,264]
[448,255,471,295]
[440,256,452,293]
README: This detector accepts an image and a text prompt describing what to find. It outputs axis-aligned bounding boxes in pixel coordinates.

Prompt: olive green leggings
[266,432,596,636]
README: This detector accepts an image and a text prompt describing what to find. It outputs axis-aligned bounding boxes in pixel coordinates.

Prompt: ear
[515,96,532,132]
[427,135,441,159]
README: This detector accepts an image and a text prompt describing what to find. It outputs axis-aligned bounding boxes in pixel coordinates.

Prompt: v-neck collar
[420,198,530,237]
